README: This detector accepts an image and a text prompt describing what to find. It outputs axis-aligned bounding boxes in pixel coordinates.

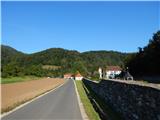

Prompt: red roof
[75,73,83,77]
[64,73,73,77]
[106,66,122,71]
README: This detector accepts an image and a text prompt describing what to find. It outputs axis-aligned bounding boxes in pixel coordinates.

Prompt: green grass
[75,81,101,120]
[1,76,42,84]
[84,82,123,120]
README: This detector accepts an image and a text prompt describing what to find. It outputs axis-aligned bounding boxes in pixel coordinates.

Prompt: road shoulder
[74,80,89,120]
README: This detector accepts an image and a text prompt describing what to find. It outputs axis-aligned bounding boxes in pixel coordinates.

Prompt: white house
[98,67,103,79]
[64,73,73,79]
[106,66,122,79]
[75,73,83,80]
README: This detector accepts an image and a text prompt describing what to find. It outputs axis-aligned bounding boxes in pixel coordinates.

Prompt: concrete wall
[83,78,160,120]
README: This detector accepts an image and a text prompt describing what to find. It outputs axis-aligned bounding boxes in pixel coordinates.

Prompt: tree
[125,31,160,76]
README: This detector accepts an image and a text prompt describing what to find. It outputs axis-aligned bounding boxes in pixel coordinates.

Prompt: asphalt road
[2,79,83,120]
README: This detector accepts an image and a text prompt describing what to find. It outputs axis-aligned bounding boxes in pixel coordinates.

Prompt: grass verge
[75,81,101,120]
[83,82,123,120]
[1,76,42,84]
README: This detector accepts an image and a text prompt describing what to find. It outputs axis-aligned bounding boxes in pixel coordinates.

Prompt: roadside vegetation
[75,81,101,120]
[1,76,41,84]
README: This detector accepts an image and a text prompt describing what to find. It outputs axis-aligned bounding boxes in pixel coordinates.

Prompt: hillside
[1,45,128,78]
[81,51,126,72]
[1,45,25,65]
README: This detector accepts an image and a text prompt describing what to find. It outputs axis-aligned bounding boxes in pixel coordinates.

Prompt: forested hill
[80,51,127,73]
[1,45,128,78]
[1,45,25,65]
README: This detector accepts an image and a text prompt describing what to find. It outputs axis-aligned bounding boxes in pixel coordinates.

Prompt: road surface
[2,79,83,120]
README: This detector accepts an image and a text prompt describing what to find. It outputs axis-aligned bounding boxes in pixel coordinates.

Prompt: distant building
[106,66,122,79]
[98,67,103,79]
[64,73,73,79]
[75,73,83,80]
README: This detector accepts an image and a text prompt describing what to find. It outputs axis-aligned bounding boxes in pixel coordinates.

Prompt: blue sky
[2,1,159,53]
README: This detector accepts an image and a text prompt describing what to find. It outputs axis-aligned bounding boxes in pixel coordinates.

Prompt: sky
[2,1,159,53]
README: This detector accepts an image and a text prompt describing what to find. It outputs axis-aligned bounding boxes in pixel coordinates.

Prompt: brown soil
[1,78,65,112]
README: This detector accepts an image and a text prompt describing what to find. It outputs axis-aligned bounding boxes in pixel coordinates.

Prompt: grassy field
[75,81,101,120]
[1,76,42,84]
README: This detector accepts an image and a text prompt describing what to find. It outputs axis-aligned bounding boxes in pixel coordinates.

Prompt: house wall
[106,70,121,78]
[64,77,69,79]
[64,76,70,79]
[64,76,74,79]
[75,77,83,80]
[83,78,160,120]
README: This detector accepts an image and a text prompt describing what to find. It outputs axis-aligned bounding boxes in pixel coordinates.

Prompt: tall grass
[1,76,42,84]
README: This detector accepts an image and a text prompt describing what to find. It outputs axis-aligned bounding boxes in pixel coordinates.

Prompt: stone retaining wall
[83,78,160,120]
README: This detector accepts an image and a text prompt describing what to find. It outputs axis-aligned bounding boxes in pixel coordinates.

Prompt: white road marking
[1,80,68,118]
[74,80,89,120]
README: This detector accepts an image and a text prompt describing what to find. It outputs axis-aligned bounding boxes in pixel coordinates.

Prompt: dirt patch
[1,78,65,113]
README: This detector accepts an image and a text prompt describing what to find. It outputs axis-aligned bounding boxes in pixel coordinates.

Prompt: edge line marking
[1,79,68,118]
[74,80,89,120]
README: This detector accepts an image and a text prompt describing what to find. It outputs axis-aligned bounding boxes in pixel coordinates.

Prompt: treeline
[2,31,159,79]
[125,31,160,77]
[1,45,127,78]
[81,51,127,76]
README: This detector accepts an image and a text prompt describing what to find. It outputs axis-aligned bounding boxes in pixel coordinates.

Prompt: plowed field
[1,78,65,112]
